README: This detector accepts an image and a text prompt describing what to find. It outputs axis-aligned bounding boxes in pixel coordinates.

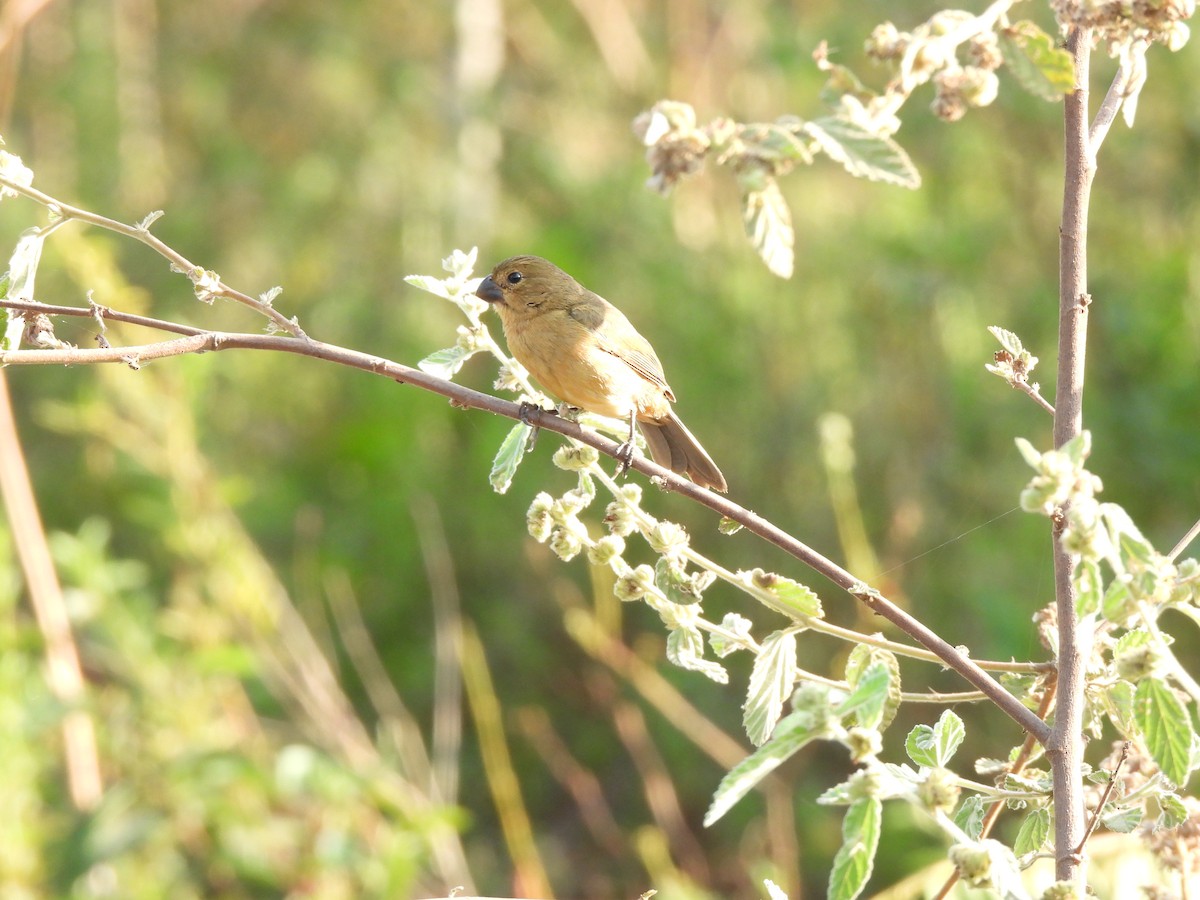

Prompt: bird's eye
[506,271,523,285]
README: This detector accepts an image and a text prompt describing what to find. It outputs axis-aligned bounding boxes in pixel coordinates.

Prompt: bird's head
[476,256,578,318]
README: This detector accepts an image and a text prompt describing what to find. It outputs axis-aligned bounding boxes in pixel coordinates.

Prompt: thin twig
[0,296,1051,742]
[1088,59,1132,156]
[0,175,307,338]
[1168,516,1200,562]
[1074,741,1129,857]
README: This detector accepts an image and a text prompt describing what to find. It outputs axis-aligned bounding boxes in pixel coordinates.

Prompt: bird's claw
[613,440,636,479]
[517,401,558,452]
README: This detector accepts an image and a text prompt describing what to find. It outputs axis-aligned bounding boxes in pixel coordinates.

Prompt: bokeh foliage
[1,0,1198,896]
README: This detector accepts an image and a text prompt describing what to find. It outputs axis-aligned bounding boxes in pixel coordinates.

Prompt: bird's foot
[517,400,558,452]
[613,440,636,479]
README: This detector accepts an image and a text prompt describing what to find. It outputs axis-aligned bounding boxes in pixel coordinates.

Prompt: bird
[475,255,727,492]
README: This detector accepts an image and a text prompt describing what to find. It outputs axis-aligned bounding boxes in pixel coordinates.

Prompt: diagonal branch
[0,296,1051,743]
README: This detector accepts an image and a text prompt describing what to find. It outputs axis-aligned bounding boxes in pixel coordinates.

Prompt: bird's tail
[639,411,728,493]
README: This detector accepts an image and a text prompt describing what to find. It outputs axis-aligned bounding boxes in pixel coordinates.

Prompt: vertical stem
[0,371,102,811]
[1051,26,1094,886]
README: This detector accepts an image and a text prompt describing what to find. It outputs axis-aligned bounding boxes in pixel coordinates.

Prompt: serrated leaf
[704,709,822,826]
[845,645,901,732]
[933,710,966,765]
[1000,21,1076,102]
[741,176,795,279]
[804,117,920,189]
[1158,791,1189,829]
[1135,677,1196,786]
[742,568,823,619]
[1013,807,1050,856]
[954,794,985,840]
[743,630,798,746]
[489,421,531,494]
[1104,680,1137,738]
[827,797,881,900]
[655,557,701,605]
[906,710,964,768]
[417,345,476,379]
[1102,805,1142,833]
[988,325,1025,356]
[667,625,728,684]
[836,661,890,731]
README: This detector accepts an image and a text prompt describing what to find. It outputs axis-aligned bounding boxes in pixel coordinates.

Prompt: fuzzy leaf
[741,568,823,619]
[741,175,795,279]
[827,797,881,900]
[844,645,902,731]
[1135,677,1195,786]
[804,117,920,189]
[705,708,823,826]
[836,661,891,731]
[667,625,729,684]
[1013,807,1050,856]
[417,345,477,379]
[489,421,531,494]
[743,629,798,745]
[1000,21,1076,101]
[954,795,985,840]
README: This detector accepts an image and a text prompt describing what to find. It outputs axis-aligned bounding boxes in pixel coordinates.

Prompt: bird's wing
[568,294,675,399]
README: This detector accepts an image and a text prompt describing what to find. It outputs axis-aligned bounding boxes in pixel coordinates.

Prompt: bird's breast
[502,310,666,419]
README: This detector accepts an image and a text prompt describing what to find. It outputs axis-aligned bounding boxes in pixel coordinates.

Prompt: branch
[1050,24,1094,887]
[0,174,306,339]
[0,297,1051,742]
[1088,58,1133,156]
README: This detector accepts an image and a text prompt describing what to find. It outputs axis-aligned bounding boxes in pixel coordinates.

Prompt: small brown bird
[476,256,727,492]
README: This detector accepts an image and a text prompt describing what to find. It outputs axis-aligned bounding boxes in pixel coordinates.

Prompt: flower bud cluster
[1053,0,1194,53]
[632,101,711,195]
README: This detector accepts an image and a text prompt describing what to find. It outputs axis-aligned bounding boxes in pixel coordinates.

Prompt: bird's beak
[476,276,504,304]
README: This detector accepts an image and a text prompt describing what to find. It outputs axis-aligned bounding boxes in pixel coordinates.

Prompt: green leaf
[1135,677,1196,786]
[1104,680,1137,738]
[741,568,823,619]
[1012,807,1050,856]
[740,174,795,279]
[954,795,985,840]
[489,421,531,493]
[666,625,729,684]
[1000,21,1076,102]
[988,325,1025,356]
[705,708,824,826]
[417,345,477,379]
[1102,805,1142,833]
[804,116,920,189]
[844,646,901,732]
[836,661,891,731]
[655,557,698,605]
[1157,791,1189,829]
[827,797,881,900]
[743,629,799,745]
[907,710,964,768]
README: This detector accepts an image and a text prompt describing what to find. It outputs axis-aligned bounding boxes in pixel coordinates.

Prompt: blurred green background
[1,0,1198,897]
